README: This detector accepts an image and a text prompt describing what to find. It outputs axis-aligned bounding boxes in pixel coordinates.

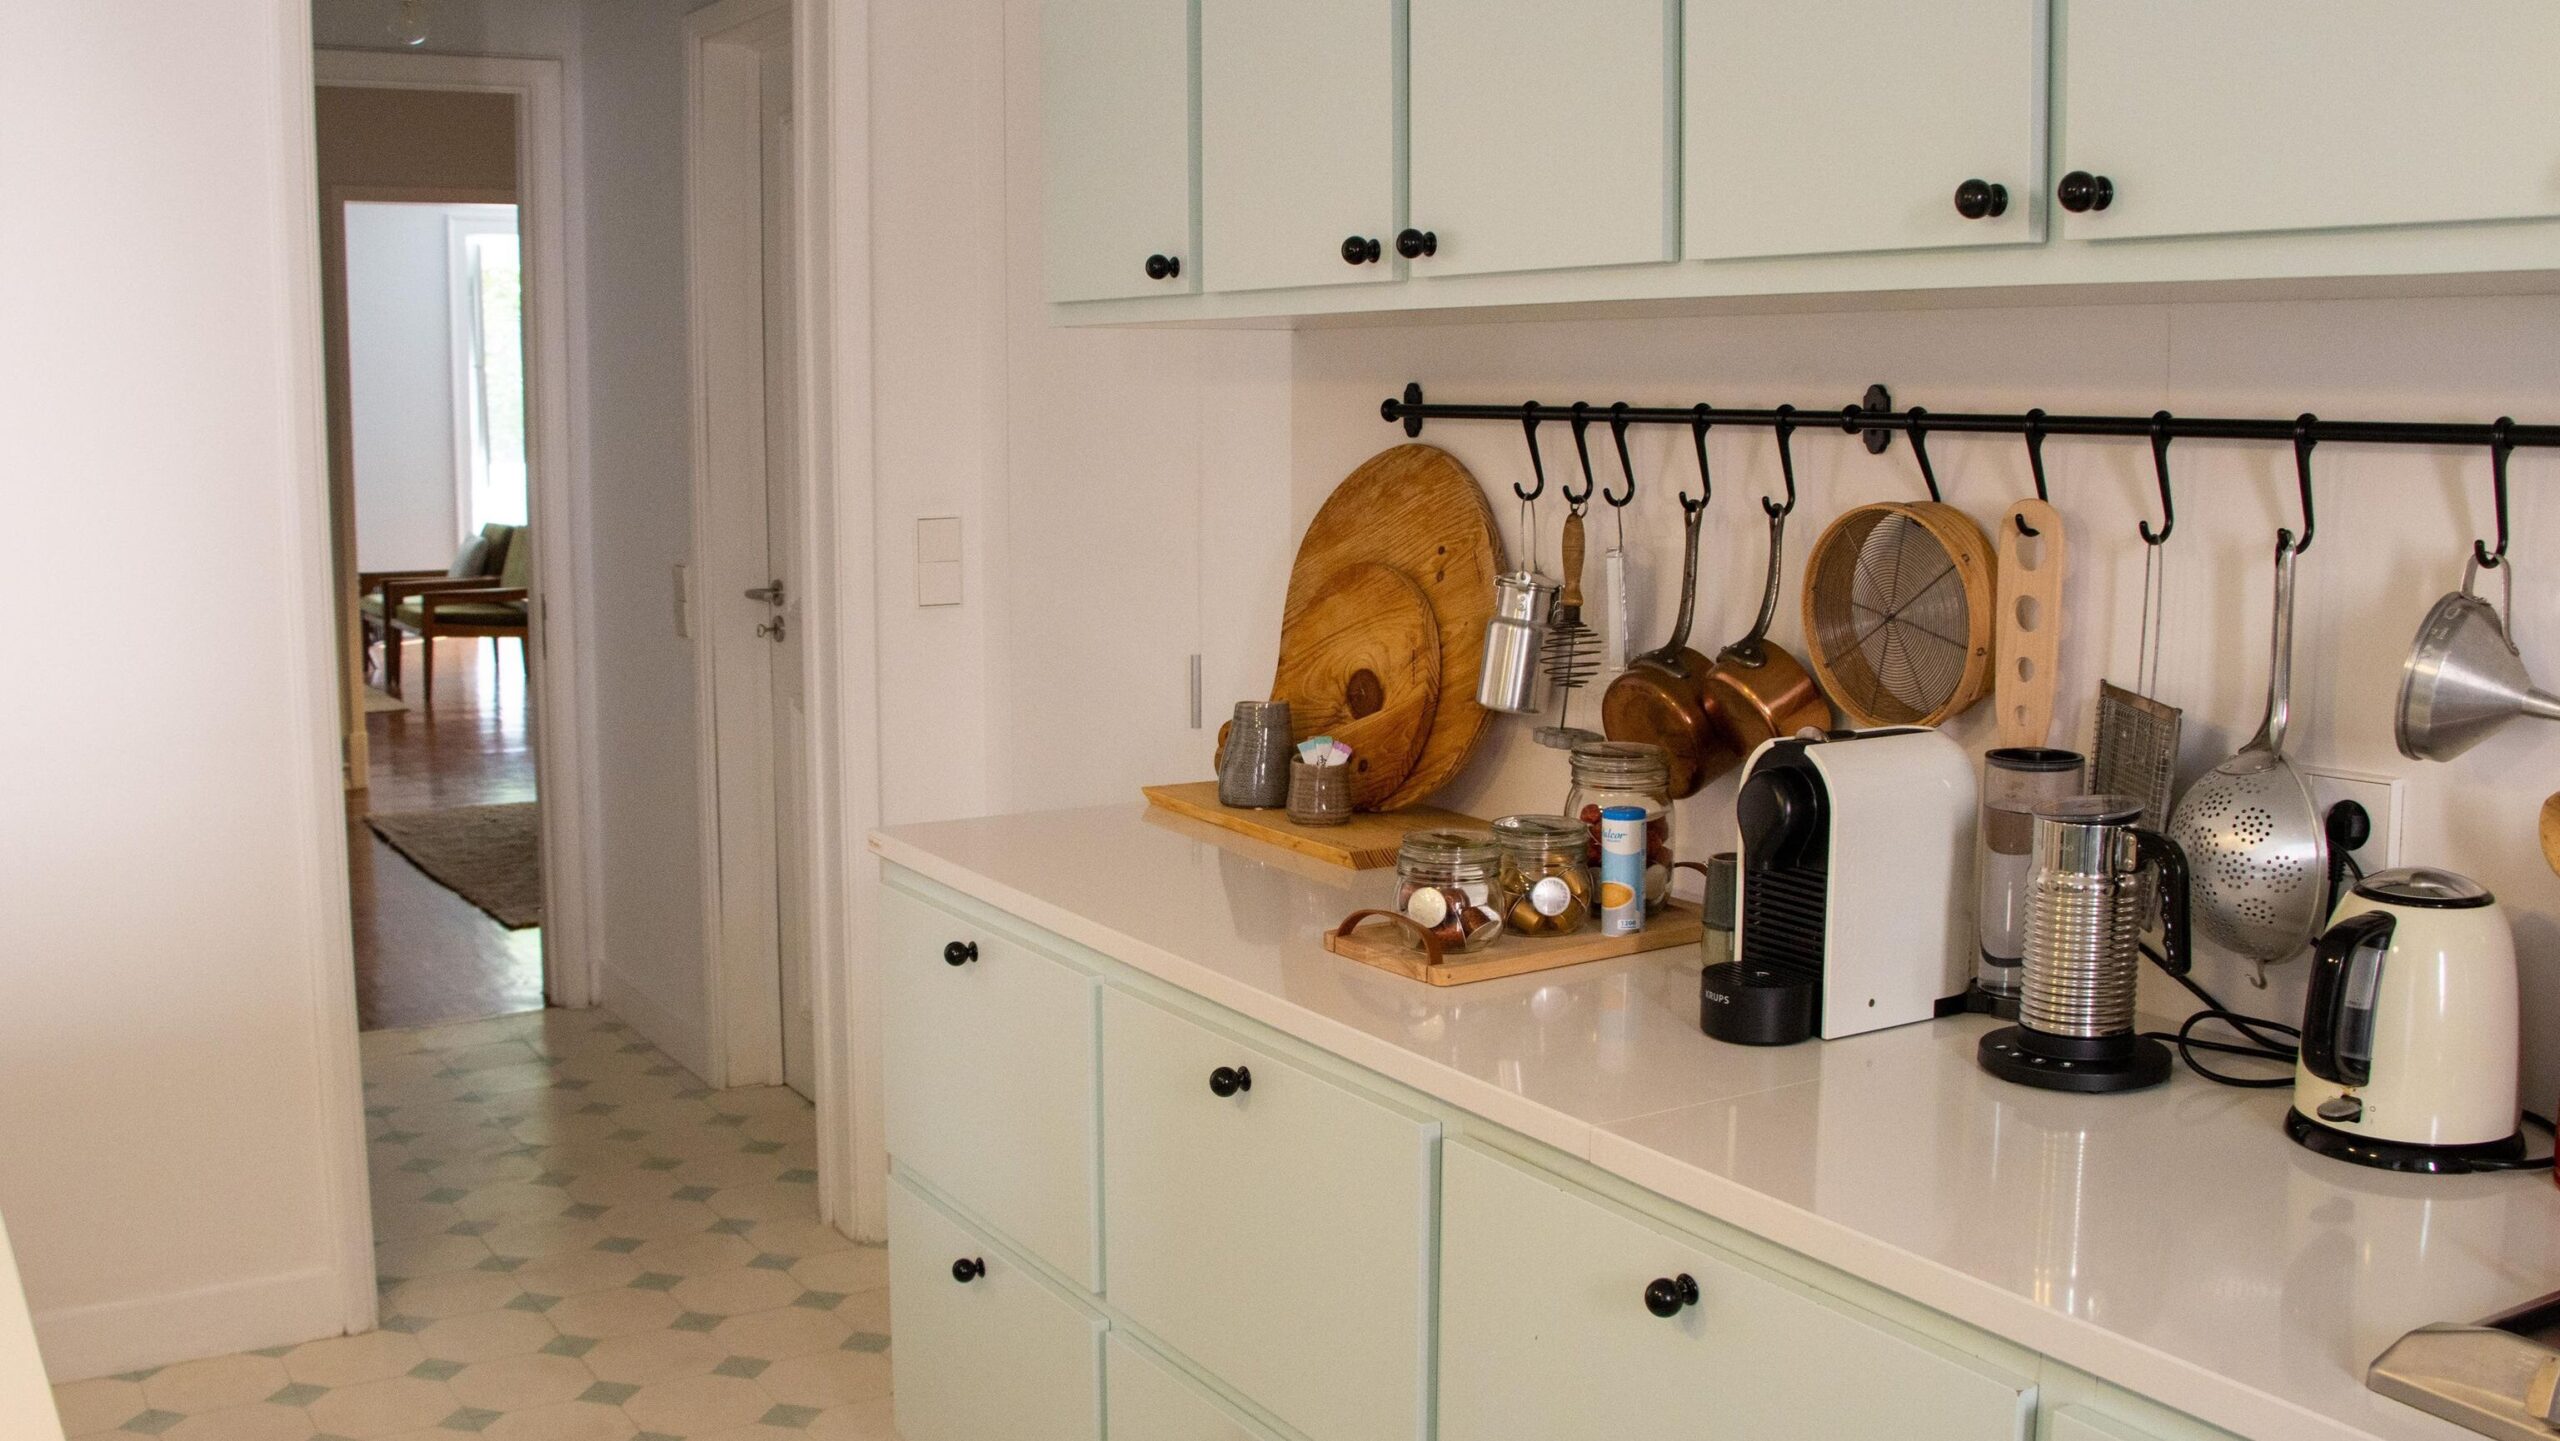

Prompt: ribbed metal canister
[2020,795,2148,1039]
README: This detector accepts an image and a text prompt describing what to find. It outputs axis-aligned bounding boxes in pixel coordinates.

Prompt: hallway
[50,1008,894,1440]
[351,639,543,1030]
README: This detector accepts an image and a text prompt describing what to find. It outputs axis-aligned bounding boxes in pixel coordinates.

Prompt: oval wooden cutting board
[1274,562,1439,809]
[1283,445,1505,810]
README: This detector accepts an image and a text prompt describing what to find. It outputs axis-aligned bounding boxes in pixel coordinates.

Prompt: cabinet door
[2057,0,2560,241]
[1686,0,2046,260]
[889,1177,1103,1441]
[1406,0,1677,276]
[1102,990,1436,1441]
[1199,0,1402,293]
[880,886,1101,1290]
[1439,1141,2034,1441]
[1105,1333,1275,1441]
[1043,0,1198,301]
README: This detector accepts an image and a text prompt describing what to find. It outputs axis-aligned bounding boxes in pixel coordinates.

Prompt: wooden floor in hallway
[350,636,544,1031]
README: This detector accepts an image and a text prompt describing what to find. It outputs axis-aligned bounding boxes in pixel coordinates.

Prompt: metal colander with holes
[1801,501,1997,729]
[2166,535,2328,966]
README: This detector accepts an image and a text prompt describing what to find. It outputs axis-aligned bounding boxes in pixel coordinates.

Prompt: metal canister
[2021,794,2190,1039]
[1477,571,1559,714]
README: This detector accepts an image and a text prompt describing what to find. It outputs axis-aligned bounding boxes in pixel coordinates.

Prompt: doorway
[690,0,814,1099]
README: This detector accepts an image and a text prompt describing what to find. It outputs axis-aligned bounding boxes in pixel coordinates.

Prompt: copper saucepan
[1697,503,1829,782]
[1601,494,1715,797]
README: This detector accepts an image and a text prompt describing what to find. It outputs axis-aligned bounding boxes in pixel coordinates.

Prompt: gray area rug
[367,802,542,929]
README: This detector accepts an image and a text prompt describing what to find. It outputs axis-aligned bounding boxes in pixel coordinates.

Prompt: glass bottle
[1565,740,1676,912]
[1491,814,1592,937]
[1394,829,1505,955]
[1976,747,2086,1003]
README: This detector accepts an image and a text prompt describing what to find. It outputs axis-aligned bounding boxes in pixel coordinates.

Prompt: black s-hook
[1515,402,1547,503]
[2140,411,2176,546]
[1907,407,1942,504]
[2287,414,2318,555]
[2017,408,2048,537]
[1604,402,1637,508]
[1564,402,1596,507]
[2476,416,2515,569]
[1768,405,1800,519]
[1682,404,1712,516]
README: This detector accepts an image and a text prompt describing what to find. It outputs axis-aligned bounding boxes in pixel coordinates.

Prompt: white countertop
[871,803,2560,1441]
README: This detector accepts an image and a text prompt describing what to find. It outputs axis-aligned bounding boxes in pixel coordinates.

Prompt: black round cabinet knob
[1341,235,1383,265]
[1144,253,1181,281]
[1644,1274,1701,1318]
[951,1257,985,1283]
[943,940,978,967]
[1953,179,2009,220]
[1208,1065,1254,1098]
[1396,228,1438,259]
[2057,171,2115,214]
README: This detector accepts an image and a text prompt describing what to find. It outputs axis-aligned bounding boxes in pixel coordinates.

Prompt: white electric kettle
[2288,867,2525,1173]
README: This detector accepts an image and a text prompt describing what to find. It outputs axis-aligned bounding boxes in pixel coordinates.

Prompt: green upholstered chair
[358,523,520,700]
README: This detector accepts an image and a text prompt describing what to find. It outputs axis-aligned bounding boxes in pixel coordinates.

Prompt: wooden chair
[358,523,518,699]
[393,523,532,710]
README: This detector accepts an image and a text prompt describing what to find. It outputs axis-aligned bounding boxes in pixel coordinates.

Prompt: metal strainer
[2166,533,2328,979]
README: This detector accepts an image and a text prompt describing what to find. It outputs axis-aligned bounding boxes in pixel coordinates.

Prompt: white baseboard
[600,971,711,1085]
[35,1266,346,1384]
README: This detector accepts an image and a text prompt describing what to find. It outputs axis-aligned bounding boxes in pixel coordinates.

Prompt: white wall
[0,1,367,1381]
[345,201,462,570]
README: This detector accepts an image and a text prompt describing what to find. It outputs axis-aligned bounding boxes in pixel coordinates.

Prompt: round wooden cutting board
[1274,563,1440,809]
[1282,445,1505,810]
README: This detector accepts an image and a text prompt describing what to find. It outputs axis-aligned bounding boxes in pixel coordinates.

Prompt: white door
[1199,0,1403,293]
[1407,0,1678,277]
[1686,0,2046,260]
[1043,0,1198,301]
[758,39,812,1100]
[2056,0,2560,241]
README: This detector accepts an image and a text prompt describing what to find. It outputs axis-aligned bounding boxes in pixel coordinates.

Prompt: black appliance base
[1959,981,2020,1020]
[2283,1109,2528,1173]
[1700,961,1816,1046]
[1977,1026,2170,1093]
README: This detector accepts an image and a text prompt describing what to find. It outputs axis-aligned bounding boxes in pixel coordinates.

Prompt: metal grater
[2091,681,2182,832]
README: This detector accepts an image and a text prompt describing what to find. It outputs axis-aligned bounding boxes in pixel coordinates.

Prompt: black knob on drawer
[2056,170,2114,214]
[1340,235,1382,265]
[1644,1273,1700,1318]
[952,1257,985,1283]
[1208,1065,1253,1098]
[1396,227,1437,259]
[943,941,978,967]
[1953,179,2008,220]
[1144,252,1181,280]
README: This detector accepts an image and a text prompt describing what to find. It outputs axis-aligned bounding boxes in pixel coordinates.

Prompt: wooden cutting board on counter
[1283,445,1503,810]
[1272,561,1440,809]
[1142,781,1487,870]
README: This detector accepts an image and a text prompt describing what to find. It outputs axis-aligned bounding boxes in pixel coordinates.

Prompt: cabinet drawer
[889,1176,1103,1441]
[1106,1333,1276,1441]
[1439,1141,2033,1441]
[1102,989,1436,1441]
[881,884,1100,1288]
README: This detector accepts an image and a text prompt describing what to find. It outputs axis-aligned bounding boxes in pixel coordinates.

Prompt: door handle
[746,580,787,605]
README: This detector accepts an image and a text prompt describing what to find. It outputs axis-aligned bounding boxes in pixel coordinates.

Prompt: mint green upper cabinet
[1685,0,2047,260]
[1199,0,1403,293]
[1406,0,1679,277]
[1043,0,1198,301]
[2057,0,2560,241]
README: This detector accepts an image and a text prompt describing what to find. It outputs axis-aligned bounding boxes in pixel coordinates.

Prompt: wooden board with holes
[1993,500,2066,749]
[1273,561,1439,809]
[1284,444,1505,810]
[1323,903,1704,985]
[1142,782,1487,870]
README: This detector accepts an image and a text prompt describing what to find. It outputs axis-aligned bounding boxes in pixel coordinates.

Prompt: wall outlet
[2295,763,2405,872]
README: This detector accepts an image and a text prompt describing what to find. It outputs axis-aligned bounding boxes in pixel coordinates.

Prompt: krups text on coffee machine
[2289,867,2525,1172]
[1711,728,1973,1046]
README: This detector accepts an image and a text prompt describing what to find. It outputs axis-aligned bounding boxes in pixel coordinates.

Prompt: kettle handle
[2133,828,2194,977]
[2300,911,2394,1087]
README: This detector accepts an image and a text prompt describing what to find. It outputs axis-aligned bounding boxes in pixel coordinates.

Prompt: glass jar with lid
[1565,740,1676,912]
[1491,814,1592,937]
[1394,829,1505,955]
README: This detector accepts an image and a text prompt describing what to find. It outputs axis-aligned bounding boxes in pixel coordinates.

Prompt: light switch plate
[917,559,963,607]
[2295,763,2404,871]
[916,515,962,565]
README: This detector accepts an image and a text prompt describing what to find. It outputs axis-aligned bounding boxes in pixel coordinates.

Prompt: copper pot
[1697,505,1828,782]
[1601,498,1716,797]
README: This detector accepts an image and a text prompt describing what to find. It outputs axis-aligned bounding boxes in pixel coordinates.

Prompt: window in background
[449,207,527,536]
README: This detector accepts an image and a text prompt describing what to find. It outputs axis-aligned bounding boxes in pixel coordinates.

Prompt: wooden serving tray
[1142,781,1487,870]
[1324,902,1704,985]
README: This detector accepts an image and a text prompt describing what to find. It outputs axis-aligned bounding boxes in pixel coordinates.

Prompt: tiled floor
[51,1009,899,1441]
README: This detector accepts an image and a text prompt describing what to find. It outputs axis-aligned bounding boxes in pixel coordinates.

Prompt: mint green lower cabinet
[881,883,1101,1289]
[1438,1140,2037,1441]
[2050,1408,2160,1441]
[1105,1333,1277,1441]
[888,1176,1103,1441]
[1101,989,1438,1441]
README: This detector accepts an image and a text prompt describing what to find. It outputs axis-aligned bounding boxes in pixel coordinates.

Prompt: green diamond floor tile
[711,1356,769,1379]
[842,1332,890,1354]
[577,1381,639,1406]
[120,1410,184,1436]
[759,1403,824,1428]
[268,1383,330,1406]
[670,1312,722,1333]
[411,1358,467,1381]
[439,1406,502,1431]
[541,1335,598,1358]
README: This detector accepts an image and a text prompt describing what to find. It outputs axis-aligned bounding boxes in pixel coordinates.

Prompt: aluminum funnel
[2397,559,2560,761]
